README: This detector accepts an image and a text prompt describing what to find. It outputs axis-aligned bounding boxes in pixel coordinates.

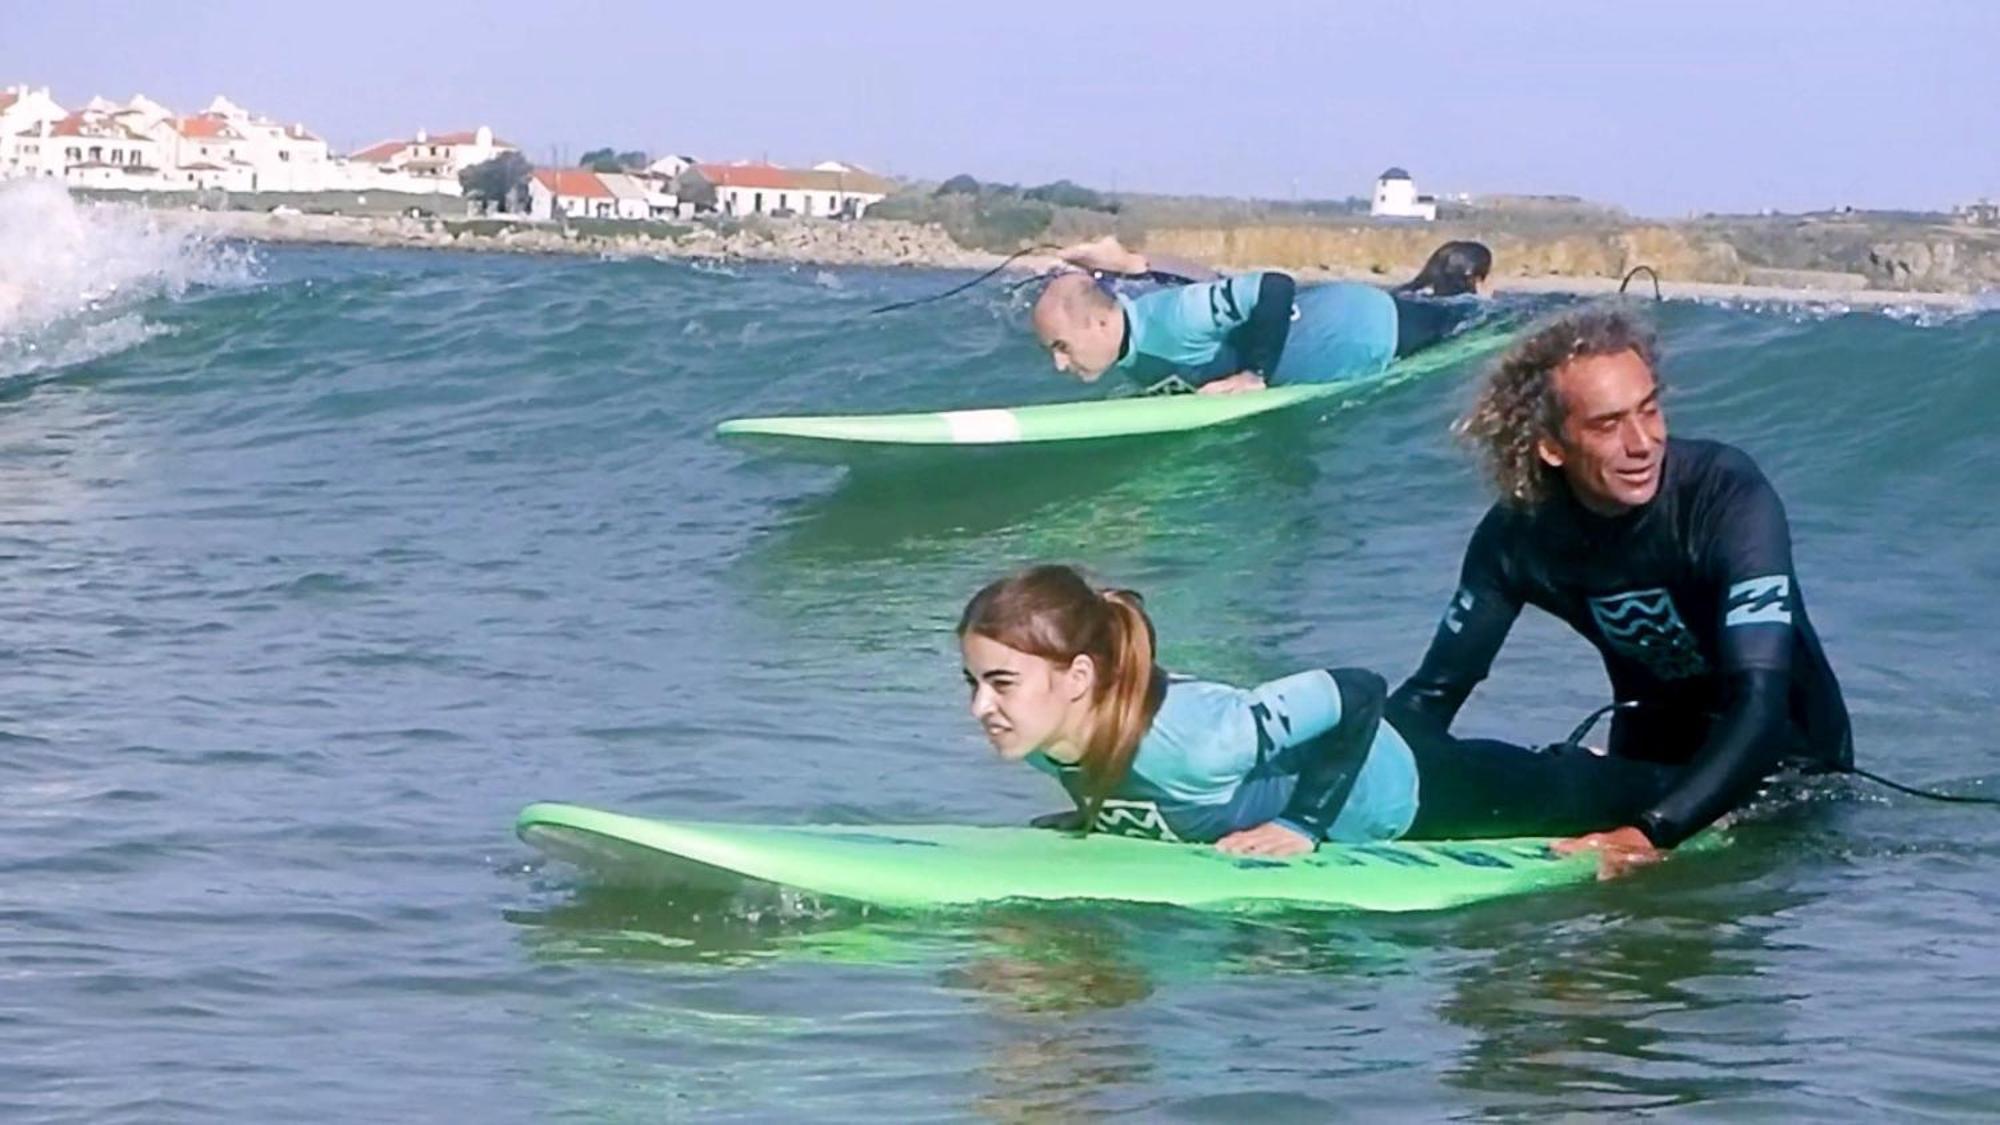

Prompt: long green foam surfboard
[717,325,1514,448]
[516,802,1602,913]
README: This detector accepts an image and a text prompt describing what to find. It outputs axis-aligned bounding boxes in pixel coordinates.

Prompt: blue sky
[5,0,1995,216]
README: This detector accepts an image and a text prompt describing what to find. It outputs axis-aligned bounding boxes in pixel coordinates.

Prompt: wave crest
[0,179,258,377]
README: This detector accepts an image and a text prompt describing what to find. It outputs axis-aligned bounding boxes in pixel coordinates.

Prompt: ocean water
[2,184,1997,1122]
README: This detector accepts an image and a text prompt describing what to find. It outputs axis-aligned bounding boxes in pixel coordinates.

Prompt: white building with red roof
[0,84,70,179]
[150,111,258,191]
[0,85,65,129]
[528,168,614,219]
[2,87,343,194]
[4,83,522,201]
[346,125,517,196]
[525,169,680,221]
[692,161,892,219]
[7,109,168,188]
[600,172,680,219]
[152,95,334,193]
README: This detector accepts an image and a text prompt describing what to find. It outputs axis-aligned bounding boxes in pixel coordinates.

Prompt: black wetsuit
[1391,295,1483,358]
[1389,438,1852,848]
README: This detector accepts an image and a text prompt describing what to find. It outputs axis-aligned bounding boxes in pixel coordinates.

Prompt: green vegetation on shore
[867,171,1378,253]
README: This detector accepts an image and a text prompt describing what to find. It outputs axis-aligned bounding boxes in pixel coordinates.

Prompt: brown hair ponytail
[958,566,1167,831]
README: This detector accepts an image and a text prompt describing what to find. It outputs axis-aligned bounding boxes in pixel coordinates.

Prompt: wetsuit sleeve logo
[1247,699,1296,765]
[1208,280,1242,323]
[1725,575,1794,627]
[1443,588,1475,634]
[1092,800,1182,842]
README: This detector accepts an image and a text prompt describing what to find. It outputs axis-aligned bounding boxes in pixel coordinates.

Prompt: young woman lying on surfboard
[958,564,1677,858]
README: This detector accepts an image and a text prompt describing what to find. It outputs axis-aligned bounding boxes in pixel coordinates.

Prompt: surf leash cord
[1619,264,1664,300]
[867,243,1063,315]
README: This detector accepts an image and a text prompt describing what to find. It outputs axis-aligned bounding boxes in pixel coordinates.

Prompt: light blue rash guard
[1026,669,1420,845]
[1109,273,1401,393]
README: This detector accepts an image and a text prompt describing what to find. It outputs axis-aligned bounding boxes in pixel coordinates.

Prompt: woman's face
[960,632,1094,761]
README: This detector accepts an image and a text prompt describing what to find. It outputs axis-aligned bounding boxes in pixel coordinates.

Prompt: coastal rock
[130,203,1978,305]
[1866,240,1962,289]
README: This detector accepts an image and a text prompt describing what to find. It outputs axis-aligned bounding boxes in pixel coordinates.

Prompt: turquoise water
[2,190,1998,1120]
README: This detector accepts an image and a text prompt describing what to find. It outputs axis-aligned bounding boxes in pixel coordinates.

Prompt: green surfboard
[516,802,1604,913]
[717,325,1514,450]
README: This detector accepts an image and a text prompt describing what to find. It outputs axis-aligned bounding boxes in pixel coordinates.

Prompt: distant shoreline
[1469,273,1977,310]
[145,206,1980,311]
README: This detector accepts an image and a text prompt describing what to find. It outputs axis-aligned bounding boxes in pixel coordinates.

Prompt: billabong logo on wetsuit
[1587,588,1708,679]
[1141,375,1196,396]
[1247,700,1292,767]
[1725,575,1793,627]
[1092,799,1182,842]
[1442,588,1475,635]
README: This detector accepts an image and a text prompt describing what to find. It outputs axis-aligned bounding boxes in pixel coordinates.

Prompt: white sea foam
[0,179,257,377]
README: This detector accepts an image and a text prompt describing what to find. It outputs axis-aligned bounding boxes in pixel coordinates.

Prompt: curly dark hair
[1455,305,1660,508]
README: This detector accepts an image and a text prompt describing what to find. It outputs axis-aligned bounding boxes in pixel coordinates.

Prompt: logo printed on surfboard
[940,409,1023,443]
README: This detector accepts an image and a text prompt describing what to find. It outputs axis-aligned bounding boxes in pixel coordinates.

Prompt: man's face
[1032,299,1122,381]
[1538,348,1668,514]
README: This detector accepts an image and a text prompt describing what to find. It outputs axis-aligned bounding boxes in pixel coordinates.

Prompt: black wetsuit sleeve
[1704,454,1801,672]
[1638,458,1803,847]
[1274,669,1387,840]
[1639,670,1792,847]
[1387,508,1524,741]
[1226,272,1296,376]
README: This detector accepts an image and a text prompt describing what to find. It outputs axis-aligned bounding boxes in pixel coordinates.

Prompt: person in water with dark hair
[1387,240,1495,363]
[1396,240,1494,298]
[1390,305,1853,877]
[957,564,1684,857]
[1032,238,1493,395]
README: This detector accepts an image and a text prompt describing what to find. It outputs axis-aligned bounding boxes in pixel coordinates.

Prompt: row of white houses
[7,83,1445,226]
[1,84,896,223]
[527,161,894,221]
[0,84,514,196]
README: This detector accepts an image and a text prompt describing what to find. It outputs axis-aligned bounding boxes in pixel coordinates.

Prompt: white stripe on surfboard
[940,409,1023,443]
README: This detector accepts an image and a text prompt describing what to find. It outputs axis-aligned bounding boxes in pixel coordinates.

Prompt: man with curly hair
[1388,305,1853,876]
